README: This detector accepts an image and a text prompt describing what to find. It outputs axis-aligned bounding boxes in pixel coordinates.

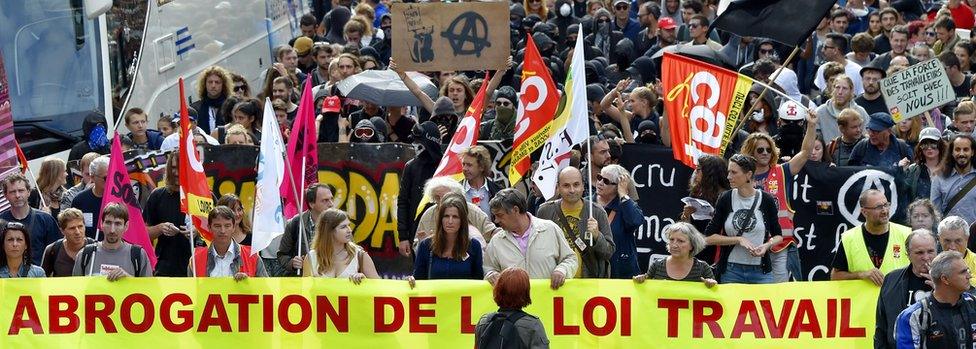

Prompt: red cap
[658,17,677,30]
[322,96,341,113]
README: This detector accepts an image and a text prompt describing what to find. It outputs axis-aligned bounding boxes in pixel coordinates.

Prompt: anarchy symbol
[440,11,491,57]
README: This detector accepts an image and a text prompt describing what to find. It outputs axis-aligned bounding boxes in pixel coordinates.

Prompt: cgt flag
[178,77,214,240]
[662,53,752,168]
[100,134,158,267]
[508,34,561,186]
[712,0,836,47]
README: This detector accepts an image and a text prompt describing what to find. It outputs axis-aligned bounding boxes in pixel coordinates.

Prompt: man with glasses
[610,0,639,43]
[72,203,153,280]
[70,156,110,240]
[634,2,660,55]
[0,173,61,265]
[683,14,721,51]
[831,189,912,285]
[815,33,864,96]
[847,113,913,167]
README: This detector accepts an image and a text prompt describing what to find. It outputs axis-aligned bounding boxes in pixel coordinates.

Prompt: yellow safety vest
[841,223,911,275]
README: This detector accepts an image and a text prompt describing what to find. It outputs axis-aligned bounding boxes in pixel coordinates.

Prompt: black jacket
[875,266,929,349]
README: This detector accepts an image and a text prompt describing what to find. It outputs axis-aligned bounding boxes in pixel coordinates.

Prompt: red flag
[433,72,491,178]
[14,140,27,174]
[280,78,318,219]
[661,53,753,168]
[177,77,214,240]
[101,133,158,267]
[508,34,561,185]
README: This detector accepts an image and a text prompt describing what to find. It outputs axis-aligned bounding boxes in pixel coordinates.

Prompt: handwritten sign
[879,58,954,122]
[391,2,510,72]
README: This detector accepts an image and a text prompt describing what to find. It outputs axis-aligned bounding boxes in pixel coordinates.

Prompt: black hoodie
[397,122,443,245]
[323,7,351,44]
[67,111,110,164]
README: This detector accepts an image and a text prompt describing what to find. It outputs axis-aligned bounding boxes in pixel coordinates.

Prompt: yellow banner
[0,278,879,348]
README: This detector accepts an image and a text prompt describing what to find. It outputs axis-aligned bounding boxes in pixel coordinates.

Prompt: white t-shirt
[814,60,864,95]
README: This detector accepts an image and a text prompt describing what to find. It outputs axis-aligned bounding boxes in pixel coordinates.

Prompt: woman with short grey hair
[633,222,716,287]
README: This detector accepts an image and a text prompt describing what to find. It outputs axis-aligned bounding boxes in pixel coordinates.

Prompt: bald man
[536,166,615,278]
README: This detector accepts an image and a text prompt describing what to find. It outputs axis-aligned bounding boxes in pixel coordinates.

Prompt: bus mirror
[83,0,113,19]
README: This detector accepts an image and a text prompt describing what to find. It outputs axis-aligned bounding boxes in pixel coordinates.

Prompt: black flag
[711,0,837,47]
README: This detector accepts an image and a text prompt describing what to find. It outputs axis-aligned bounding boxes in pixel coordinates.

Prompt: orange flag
[661,53,752,168]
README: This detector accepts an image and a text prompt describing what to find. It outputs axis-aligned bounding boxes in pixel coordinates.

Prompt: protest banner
[390,2,510,72]
[619,144,909,281]
[0,278,879,348]
[879,58,955,122]
[661,53,752,167]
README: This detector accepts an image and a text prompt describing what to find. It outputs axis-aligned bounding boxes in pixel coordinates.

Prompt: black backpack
[477,310,528,349]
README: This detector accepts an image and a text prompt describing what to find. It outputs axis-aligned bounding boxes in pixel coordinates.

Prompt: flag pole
[187,213,196,276]
[88,229,101,276]
[278,137,306,275]
[722,46,801,156]
[295,157,307,276]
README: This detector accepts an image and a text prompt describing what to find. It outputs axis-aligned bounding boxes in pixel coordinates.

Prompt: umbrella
[650,43,734,70]
[337,70,439,107]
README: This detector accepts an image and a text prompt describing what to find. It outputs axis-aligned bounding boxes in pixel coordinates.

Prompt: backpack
[477,310,528,349]
[79,244,145,277]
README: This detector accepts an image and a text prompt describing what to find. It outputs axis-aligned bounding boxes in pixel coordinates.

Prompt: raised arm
[787,109,819,170]
[483,56,514,100]
[390,59,436,114]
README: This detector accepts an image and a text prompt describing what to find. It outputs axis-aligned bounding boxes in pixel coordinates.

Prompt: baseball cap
[918,127,941,142]
[777,100,805,121]
[293,37,313,56]
[172,106,198,123]
[658,17,677,30]
[613,0,629,6]
[321,96,341,113]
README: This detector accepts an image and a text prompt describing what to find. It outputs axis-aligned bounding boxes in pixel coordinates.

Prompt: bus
[2,0,309,170]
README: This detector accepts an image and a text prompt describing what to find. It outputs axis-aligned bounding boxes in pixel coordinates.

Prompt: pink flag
[280,78,318,218]
[101,134,158,267]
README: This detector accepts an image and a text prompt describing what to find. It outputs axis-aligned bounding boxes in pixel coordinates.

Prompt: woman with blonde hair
[524,0,549,19]
[29,158,67,217]
[303,209,380,283]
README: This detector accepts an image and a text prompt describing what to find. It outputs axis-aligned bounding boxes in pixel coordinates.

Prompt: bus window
[0,1,105,144]
[106,2,148,118]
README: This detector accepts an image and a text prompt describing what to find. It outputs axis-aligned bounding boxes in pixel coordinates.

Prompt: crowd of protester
[10,0,976,347]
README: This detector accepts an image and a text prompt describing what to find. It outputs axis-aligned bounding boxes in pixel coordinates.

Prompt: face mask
[599,22,610,35]
[495,106,515,123]
[751,109,765,122]
[88,124,109,150]
[560,3,572,17]
[637,131,659,144]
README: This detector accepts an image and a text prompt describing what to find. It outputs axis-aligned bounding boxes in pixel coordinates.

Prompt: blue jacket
[604,197,644,279]
[128,129,165,151]
[895,293,976,349]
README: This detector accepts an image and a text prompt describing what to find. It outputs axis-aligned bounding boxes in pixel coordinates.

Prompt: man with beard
[397,122,444,257]
[854,62,888,115]
[874,231,937,349]
[814,33,864,95]
[536,167,614,278]
[816,76,869,143]
[931,134,976,227]
[646,17,676,57]
[72,203,153,279]
[582,136,611,197]
[848,113,913,167]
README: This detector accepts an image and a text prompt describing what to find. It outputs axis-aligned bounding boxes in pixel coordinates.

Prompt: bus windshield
[0,1,106,152]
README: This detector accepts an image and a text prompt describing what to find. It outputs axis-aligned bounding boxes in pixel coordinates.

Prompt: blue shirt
[0,264,46,278]
[847,135,913,168]
[0,208,62,265]
[413,238,483,280]
[931,168,976,226]
[614,18,641,43]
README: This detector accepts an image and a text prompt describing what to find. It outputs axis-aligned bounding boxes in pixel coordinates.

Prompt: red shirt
[952,4,975,30]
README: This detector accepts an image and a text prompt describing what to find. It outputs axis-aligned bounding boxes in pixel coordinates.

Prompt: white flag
[251,98,286,255]
[533,27,590,200]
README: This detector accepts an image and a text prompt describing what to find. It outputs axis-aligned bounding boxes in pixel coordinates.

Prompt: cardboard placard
[879,58,954,122]
[391,2,510,72]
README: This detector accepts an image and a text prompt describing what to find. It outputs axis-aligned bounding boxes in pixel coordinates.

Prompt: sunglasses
[754,147,772,155]
[925,31,936,37]
[759,48,775,54]
[920,142,939,150]
[615,4,629,10]
[234,85,246,92]
[597,175,617,186]
[496,100,513,107]
[354,127,375,139]
[688,23,701,29]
